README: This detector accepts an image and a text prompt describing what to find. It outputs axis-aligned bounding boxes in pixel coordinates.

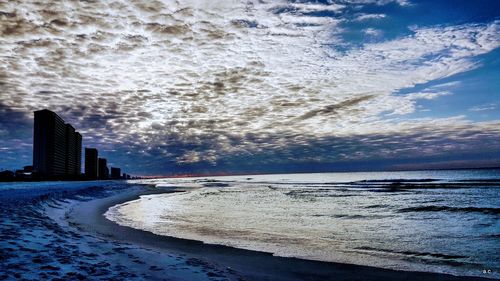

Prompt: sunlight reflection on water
[106,170,500,278]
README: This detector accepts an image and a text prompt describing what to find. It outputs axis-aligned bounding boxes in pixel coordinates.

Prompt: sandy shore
[0,182,495,280]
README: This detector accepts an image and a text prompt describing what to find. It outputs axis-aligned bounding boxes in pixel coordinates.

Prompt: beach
[1,1,499,280]
[0,176,497,280]
[1,182,240,280]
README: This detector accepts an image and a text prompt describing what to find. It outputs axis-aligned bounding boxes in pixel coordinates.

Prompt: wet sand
[66,184,494,281]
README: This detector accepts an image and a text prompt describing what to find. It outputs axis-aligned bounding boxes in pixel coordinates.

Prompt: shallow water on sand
[105,170,500,279]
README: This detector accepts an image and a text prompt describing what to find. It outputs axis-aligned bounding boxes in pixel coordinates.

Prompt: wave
[355,246,468,260]
[398,205,500,215]
[201,182,231,187]
[354,247,471,267]
[353,179,439,183]
[312,214,392,219]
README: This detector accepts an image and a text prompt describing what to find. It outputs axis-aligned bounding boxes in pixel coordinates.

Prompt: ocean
[105,169,500,279]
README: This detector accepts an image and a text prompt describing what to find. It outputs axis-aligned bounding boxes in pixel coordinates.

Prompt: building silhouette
[33,109,82,179]
[65,124,77,176]
[85,148,98,180]
[30,109,129,181]
[75,132,82,176]
[110,167,121,179]
[0,170,14,181]
[98,158,109,180]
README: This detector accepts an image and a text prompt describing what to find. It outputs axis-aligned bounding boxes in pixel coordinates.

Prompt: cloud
[0,0,499,173]
[469,103,497,112]
[362,27,383,36]
[354,14,387,21]
[295,95,375,121]
[338,0,411,6]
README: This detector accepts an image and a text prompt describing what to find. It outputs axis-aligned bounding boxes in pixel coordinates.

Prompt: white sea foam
[105,170,500,278]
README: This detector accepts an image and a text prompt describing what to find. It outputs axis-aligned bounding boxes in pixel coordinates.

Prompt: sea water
[105,170,500,278]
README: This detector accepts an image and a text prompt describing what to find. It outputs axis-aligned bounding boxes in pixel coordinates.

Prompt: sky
[0,0,499,176]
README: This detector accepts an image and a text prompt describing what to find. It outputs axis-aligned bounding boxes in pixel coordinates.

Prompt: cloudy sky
[1,0,499,175]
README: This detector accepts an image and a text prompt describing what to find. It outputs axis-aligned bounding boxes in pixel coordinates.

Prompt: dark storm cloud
[0,104,32,170]
[0,103,31,139]
[108,123,500,175]
[296,95,374,120]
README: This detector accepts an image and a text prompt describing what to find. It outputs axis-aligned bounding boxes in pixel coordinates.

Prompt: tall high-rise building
[64,125,82,177]
[85,148,98,180]
[110,167,121,179]
[98,158,109,180]
[33,109,83,179]
[75,132,82,176]
[33,110,68,178]
[65,124,76,176]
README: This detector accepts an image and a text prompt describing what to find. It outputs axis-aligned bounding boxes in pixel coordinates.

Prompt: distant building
[85,148,98,180]
[33,110,69,178]
[98,158,109,180]
[15,165,34,180]
[23,166,33,172]
[110,167,121,179]
[0,170,15,181]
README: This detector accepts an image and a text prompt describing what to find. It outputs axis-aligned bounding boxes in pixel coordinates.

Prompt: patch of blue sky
[391,48,500,121]
[332,0,500,50]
